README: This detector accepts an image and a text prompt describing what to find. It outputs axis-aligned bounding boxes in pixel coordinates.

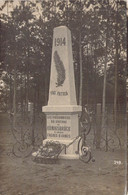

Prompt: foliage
[0,0,127,112]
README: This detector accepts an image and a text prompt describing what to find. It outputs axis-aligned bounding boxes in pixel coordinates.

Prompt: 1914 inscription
[55,37,66,46]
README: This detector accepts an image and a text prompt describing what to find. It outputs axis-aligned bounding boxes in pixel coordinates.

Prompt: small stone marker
[43,26,82,159]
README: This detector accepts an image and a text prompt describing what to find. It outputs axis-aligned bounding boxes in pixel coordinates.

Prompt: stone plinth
[42,106,81,159]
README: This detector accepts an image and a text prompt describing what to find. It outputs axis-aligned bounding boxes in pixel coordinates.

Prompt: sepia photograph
[0,0,127,194]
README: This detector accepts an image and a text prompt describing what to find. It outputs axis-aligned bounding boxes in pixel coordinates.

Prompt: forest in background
[0,0,127,131]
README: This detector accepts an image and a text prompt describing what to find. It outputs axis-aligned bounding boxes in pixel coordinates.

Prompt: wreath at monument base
[33,140,64,164]
[32,137,94,164]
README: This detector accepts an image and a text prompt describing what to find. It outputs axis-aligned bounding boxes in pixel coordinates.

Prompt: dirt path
[0,113,126,195]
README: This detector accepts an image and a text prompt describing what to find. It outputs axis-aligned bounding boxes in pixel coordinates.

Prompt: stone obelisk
[43,26,82,159]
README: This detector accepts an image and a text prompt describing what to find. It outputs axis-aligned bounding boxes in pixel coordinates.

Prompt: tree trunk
[31,82,36,146]
[78,1,82,106]
[26,66,29,113]
[13,63,16,127]
[37,76,40,113]
[44,71,48,105]
[101,53,107,130]
[20,74,23,116]
[101,15,109,151]
[76,62,80,105]
[9,73,12,112]
[25,77,27,114]
[94,44,97,113]
[114,4,118,133]
[79,32,83,106]
[86,44,89,106]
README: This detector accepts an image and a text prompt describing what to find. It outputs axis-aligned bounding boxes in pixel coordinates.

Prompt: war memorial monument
[42,26,82,159]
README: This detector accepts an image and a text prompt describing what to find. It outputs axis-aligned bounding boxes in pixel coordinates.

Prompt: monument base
[42,137,80,159]
[42,105,82,159]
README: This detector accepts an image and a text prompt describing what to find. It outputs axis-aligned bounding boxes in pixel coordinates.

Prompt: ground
[0,113,126,195]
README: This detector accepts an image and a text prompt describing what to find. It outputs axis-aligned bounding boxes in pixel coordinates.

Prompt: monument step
[43,105,81,113]
[59,154,79,159]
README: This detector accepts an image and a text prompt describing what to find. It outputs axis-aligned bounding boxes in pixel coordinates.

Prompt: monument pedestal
[42,105,81,159]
